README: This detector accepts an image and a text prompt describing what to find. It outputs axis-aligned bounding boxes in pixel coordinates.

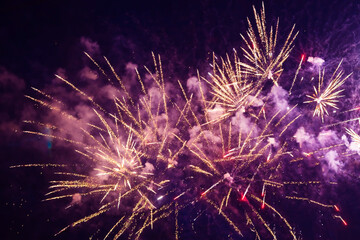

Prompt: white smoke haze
[55,68,68,81]
[125,62,138,71]
[165,81,183,104]
[341,133,360,155]
[186,76,198,91]
[268,85,289,112]
[3,2,360,240]
[307,56,325,69]
[188,125,201,142]
[324,150,342,173]
[141,114,180,166]
[124,62,141,87]
[35,70,94,144]
[223,172,234,184]
[14,32,359,240]
[167,157,178,168]
[74,104,98,122]
[247,95,264,107]
[231,108,259,136]
[317,129,339,147]
[186,76,207,100]
[202,130,222,145]
[294,126,351,175]
[70,193,82,205]
[80,37,100,55]
[98,84,122,101]
[36,51,175,147]
[349,141,360,154]
[208,104,225,122]
[188,125,221,151]
[79,66,98,81]
[147,86,162,108]
[142,162,155,174]
[268,137,279,147]
[341,134,350,147]
[294,126,316,148]
[0,67,25,90]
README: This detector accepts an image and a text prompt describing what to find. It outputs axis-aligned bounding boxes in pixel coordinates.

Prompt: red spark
[223,152,230,158]
[303,152,312,157]
[261,191,266,209]
[341,218,348,226]
[334,205,340,212]
[240,193,247,201]
[336,215,348,226]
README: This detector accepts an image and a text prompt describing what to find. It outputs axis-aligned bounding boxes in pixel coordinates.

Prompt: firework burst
[181,55,342,238]
[305,60,352,122]
[17,3,354,240]
[184,106,300,239]
[205,51,262,123]
[239,2,298,86]
[22,52,192,239]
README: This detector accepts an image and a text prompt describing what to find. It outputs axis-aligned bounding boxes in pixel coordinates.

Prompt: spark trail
[17,3,354,240]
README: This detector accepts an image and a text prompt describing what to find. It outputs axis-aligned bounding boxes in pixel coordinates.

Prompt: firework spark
[239,2,298,86]
[204,50,265,124]
[17,3,354,240]
[23,53,191,239]
[184,102,303,239]
[345,128,360,151]
[305,60,352,122]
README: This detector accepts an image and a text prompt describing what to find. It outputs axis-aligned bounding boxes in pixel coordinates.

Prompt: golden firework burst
[239,2,298,85]
[305,60,351,122]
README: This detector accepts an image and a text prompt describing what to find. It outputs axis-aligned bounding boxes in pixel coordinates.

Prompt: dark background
[1,0,360,239]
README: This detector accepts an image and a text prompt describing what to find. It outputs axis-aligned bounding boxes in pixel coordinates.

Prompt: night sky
[1,0,360,239]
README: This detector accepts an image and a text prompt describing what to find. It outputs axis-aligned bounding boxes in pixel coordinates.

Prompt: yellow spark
[206,199,243,237]
[285,196,335,208]
[345,128,360,148]
[305,60,352,122]
[205,51,258,122]
[240,2,298,86]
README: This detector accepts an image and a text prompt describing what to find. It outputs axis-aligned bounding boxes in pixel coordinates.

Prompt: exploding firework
[239,2,298,86]
[16,3,354,240]
[305,60,352,122]
[21,53,191,239]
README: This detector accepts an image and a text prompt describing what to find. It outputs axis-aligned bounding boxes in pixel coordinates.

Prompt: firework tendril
[17,3,354,240]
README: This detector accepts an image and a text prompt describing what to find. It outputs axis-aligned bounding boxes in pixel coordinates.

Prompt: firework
[183,64,344,238]
[305,60,352,122]
[205,51,263,123]
[184,105,300,239]
[239,2,298,86]
[23,53,191,239]
[345,128,360,150]
[17,3,353,240]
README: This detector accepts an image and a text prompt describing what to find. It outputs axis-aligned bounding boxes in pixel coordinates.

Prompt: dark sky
[1,0,360,239]
[1,0,359,83]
